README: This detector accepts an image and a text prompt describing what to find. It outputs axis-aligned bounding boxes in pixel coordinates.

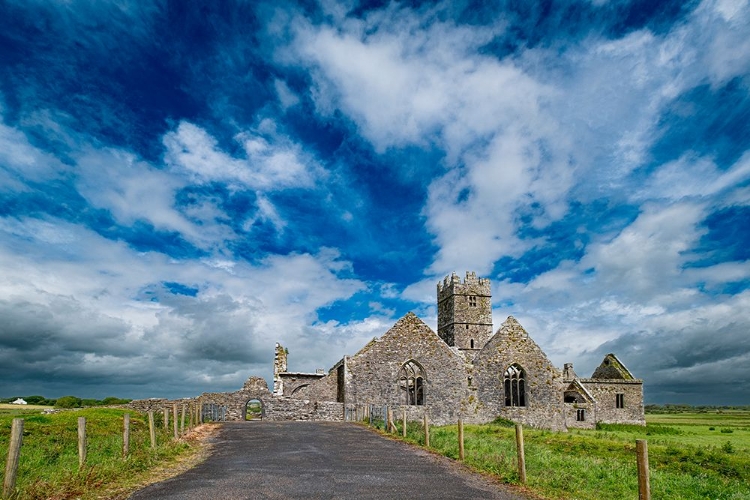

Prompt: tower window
[504,364,526,407]
[468,296,477,307]
[616,393,625,408]
[576,409,585,421]
[398,360,425,406]
[470,339,474,349]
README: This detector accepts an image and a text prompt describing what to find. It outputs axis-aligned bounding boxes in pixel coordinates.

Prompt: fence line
[1,409,210,499]
[349,403,650,495]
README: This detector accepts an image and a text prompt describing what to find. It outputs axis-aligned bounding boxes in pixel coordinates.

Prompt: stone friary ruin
[130,272,644,430]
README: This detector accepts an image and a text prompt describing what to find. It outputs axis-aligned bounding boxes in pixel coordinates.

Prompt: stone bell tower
[437,272,493,352]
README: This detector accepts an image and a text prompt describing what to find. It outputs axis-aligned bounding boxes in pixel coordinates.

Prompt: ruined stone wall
[265,398,344,421]
[127,397,195,413]
[580,379,645,425]
[279,373,326,397]
[473,317,567,431]
[344,313,471,426]
[564,402,596,429]
[295,366,338,401]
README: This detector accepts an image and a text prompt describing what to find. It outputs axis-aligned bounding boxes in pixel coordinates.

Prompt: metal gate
[202,403,227,422]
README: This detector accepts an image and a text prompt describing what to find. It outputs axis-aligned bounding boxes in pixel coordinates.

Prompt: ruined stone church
[131,272,644,430]
[274,272,645,430]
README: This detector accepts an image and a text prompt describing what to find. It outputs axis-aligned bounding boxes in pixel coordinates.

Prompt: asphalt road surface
[128,421,530,500]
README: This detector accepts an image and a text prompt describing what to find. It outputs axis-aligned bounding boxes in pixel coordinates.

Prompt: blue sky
[1,0,749,405]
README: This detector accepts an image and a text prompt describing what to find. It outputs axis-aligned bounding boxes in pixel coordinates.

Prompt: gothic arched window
[398,360,425,406]
[504,364,526,407]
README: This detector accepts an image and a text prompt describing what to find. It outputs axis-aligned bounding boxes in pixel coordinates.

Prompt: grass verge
[369,411,750,500]
[0,407,217,500]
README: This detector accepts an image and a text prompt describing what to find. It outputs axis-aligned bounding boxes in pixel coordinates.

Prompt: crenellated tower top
[437,271,491,299]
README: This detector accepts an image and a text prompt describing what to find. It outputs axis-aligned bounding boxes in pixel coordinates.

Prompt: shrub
[54,395,82,408]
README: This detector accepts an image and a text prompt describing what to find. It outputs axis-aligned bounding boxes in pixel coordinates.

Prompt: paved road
[129,421,529,500]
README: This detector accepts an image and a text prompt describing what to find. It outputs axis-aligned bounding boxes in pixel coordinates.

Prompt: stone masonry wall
[130,376,344,423]
[473,317,567,431]
[564,402,596,429]
[295,364,339,402]
[579,379,645,425]
[344,312,471,426]
[279,373,326,397]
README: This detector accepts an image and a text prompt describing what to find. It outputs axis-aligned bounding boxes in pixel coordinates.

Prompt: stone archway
[245,398,264,420]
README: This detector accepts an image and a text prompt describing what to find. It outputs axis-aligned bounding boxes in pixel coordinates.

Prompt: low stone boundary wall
[127,376,345,422]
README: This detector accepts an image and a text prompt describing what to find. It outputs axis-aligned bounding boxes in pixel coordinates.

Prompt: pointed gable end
[493,315,529,341]
[591,353,635,380]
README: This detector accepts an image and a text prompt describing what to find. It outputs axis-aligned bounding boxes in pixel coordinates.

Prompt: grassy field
[0,407,204,499]
[0,404,55,415]
[379,410,750,500]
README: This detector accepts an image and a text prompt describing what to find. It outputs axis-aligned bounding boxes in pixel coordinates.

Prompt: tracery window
[504,364,526,407]
[398,360,425,406]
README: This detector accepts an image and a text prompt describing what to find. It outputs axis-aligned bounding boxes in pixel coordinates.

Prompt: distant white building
[11,398,27,405]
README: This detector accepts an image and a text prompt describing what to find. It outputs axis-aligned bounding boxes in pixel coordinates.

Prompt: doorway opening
[245,399,264,420]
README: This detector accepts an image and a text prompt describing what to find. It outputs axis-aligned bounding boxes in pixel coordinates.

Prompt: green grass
[382,411,750,500]
[0,407,199,499]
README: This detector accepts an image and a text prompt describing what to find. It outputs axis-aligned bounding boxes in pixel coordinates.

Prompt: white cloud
[163,120,321,190]
[74,146,225,247]
[634,153,750,202]
[274,79,300,109]
[0,120,69,189]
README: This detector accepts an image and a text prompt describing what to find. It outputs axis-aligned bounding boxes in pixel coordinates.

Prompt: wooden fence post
[148,411,156,449]
[424,413,430,447]
[515,424,526,484]
[163,407,169,430]
[123,413,130,458]
[180,405,186,435]
[172,404,178,439]
[2,418,24,499]
[78,417,87,468]
[402,409,407,437]
[458,418,465,461]
[637,439,651,500]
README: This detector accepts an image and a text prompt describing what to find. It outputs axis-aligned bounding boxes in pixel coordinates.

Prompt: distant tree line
[0,395,132,408]
[646,404,750,413]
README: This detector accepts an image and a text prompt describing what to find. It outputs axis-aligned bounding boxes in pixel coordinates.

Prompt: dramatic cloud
[0,0,748,403]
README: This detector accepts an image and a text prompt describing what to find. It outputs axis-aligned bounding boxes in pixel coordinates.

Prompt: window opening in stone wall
[504,364,526,407]
[398,360,425,406]
[616,393,624,408]
[470,339,474,348]
[469,295,477,307]
[576,408,585,421]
